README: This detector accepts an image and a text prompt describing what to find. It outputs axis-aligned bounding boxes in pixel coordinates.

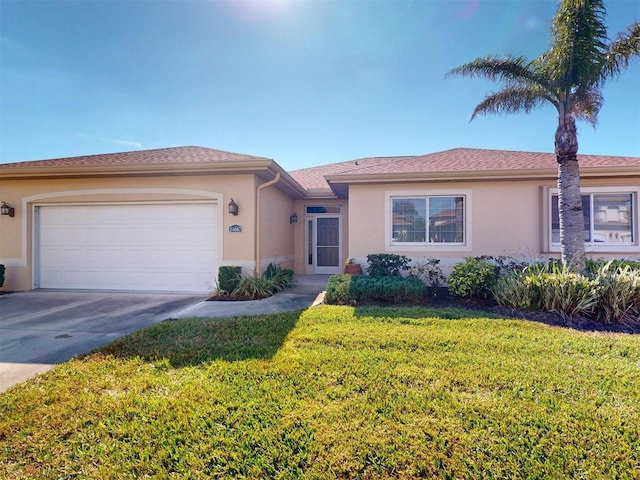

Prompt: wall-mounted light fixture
[289,212,298,224]
[228,198,239,216]
[1,202,15,217]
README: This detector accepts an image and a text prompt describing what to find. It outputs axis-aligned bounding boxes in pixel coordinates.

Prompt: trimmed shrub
[218,266,242,293]
[366,254,410,277]
[325,274,427,305]
[448,257,498,298]
[325,274,354,305]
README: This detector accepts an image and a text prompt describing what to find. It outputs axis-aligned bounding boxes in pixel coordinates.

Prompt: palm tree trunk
[555,117,586,273]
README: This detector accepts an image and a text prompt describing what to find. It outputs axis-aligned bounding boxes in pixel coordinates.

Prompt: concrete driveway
[0,291,205,392]
[0,277,328,393]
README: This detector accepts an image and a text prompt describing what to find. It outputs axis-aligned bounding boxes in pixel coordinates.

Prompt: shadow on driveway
[0,291,205,392]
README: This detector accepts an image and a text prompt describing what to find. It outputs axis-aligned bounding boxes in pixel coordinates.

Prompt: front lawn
[1,305,639,479]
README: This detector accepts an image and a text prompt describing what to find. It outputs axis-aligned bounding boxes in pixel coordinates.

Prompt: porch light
[290,212,298,224]
[1,202,14,217]
[228,198,239,216]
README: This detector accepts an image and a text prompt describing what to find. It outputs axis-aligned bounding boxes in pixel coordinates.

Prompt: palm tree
[448,0,639,272]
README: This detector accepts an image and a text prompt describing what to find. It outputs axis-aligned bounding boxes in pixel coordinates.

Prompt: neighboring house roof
[289,148,640,198]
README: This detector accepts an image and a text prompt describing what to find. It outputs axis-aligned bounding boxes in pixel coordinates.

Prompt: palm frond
[470,86,554,120]
[570,87,603,127]
[547,0,609,88]
[447,55,546,86]
[604,22,640,77]
[449,0,638,130]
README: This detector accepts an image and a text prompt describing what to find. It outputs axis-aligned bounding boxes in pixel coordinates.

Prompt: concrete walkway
[175,275,329,319]
[0,275,328,393]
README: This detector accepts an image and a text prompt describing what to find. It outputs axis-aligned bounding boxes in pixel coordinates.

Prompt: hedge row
[325,274,427,305]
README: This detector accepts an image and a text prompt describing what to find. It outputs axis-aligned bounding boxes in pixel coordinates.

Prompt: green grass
[1,305,639,479]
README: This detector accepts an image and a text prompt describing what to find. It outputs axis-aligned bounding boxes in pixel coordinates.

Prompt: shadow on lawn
[349,288,640,334]
[98,311,302,368]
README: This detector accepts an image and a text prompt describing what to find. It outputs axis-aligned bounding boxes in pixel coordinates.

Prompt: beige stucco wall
[347,176,640,274]
[2,167,637,290]
[258,182,295,271]
[0,174,260,291]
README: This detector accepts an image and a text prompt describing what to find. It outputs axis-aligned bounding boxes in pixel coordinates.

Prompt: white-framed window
[386,190,471,251]
[548,186,639,252]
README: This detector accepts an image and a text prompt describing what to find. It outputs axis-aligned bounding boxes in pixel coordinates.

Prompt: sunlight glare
[218,0,293,23]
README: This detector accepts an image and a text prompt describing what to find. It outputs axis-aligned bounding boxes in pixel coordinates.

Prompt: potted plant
[344,258,362,275]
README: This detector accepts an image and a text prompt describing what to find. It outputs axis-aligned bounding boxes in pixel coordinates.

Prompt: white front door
[307,215,341,274]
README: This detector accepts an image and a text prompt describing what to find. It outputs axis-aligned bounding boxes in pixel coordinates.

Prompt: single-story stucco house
[1,146,638,293]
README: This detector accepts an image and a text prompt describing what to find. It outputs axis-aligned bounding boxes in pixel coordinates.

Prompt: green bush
[592,263,640,323]
[324,274,354,305]
[524,266,600,320]
[585,258,640,278]
[262,263,295,292]
[448,257,498,298]
[325,274,427,305]
[492,272,534,310]
[218,266,242,293]
[477,255,530,276]
[492,262,640,323]
[232,276,275,300]
[407,258,446,287]
[0,264,4,288]
[493,263,600,320]
[366,253,410,277]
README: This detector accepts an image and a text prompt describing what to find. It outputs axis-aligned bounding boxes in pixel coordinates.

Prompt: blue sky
[1,0,639,171]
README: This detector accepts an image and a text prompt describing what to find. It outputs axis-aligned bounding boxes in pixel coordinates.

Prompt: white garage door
[36,203,220,293]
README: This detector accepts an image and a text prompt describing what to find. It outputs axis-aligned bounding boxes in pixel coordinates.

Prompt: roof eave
[304,188,340,199]
[325,165,640,186]
[0,159,275,179]
[0,158,309,199]
[325,168,557,185]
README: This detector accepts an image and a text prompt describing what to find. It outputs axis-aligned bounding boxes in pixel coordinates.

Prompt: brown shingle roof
[3,146,638,194]
[290,148,640,191]
[288,156,403,190]
[0,146,271,169]
[342,148,639,175]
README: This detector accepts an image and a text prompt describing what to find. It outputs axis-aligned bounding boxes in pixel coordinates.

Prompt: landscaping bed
[329,255,640,333]
[426,287,640,334]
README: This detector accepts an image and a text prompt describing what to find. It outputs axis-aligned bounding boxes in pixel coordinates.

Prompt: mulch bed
[427,288,640,334]
[208,293,257,302]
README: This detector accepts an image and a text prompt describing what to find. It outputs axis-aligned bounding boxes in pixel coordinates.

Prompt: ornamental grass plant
[493,261,640,323]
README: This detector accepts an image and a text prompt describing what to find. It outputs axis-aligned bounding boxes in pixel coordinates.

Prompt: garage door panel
[38,204,219,292]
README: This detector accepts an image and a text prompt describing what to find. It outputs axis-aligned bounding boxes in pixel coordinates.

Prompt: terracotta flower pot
[344,263,362,275]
